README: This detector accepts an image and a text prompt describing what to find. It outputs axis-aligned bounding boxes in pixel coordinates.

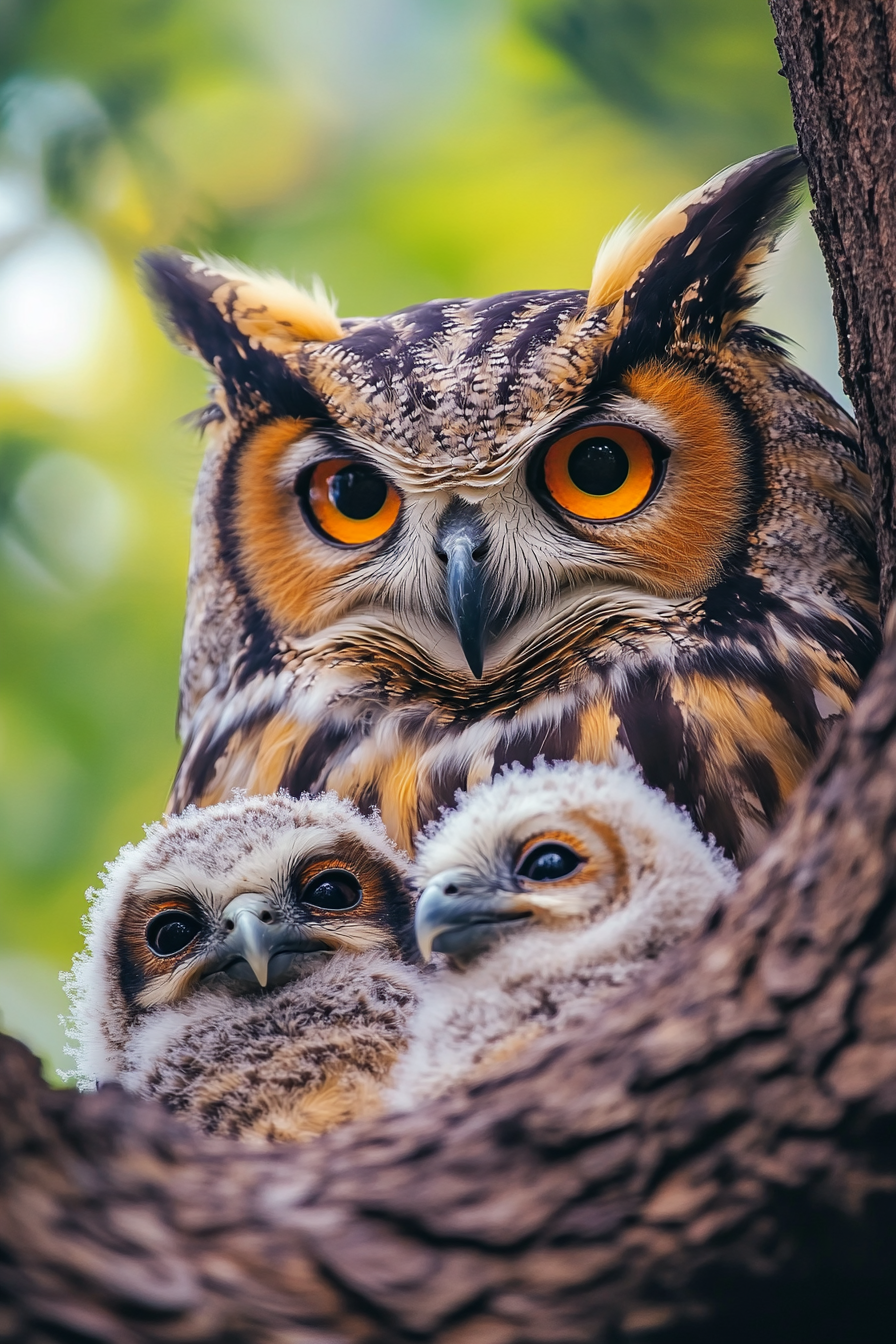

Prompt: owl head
[65,790,412,1089]
[148,147,834,690]
[144,147,878,861]
[412,757,737,965]
[386,758,737,1109]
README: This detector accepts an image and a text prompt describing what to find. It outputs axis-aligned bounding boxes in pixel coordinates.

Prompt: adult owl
[147,148,878,864]
[65,792,419,1141]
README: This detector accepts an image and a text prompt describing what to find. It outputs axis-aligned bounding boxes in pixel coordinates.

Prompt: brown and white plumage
[146,148,877,865]
[65,792,419,1142]
[388,759,736,1107]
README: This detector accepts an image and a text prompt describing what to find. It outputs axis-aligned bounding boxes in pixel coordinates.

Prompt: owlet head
[65,791,412,1085]
[411,758,737,964]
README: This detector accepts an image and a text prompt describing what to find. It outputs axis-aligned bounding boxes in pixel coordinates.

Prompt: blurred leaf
[526,0,794,159]
[5,0,246,133]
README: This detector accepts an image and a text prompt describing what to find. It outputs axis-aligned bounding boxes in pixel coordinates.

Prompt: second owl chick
[65,792,419,1143]
[390,759,736,1107]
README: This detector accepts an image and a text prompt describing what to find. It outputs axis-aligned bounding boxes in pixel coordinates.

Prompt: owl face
[387,759,737,1110]
[228,357,749,680]
[146,148,879,863]
[411,758,736,964]
[117,803,407,1011]
[65,791,412,1086]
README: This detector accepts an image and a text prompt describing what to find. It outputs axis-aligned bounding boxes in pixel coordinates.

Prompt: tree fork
[4,3,896,1340]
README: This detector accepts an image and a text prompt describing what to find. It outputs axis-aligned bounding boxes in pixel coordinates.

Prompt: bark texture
[770,0,896,614]
[3,4,896,1341]
[3,639,896,1342]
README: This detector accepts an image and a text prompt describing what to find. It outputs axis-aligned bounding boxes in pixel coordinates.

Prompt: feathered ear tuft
[141,251,342,357]
[140,251,340,422]
[589,147,805,349]
[197,256,343,350]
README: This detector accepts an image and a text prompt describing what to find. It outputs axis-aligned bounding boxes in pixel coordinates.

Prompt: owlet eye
[516,842,584,883]
[301,457,400,544]
[541,424,660,521]
[145,910,202,957]
[300,868,363,912]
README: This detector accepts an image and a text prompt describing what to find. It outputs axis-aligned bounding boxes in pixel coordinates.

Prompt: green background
[0,0,840,1078]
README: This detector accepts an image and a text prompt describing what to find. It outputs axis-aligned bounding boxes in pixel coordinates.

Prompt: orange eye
[542,424,658,521]
[303,457,400,545]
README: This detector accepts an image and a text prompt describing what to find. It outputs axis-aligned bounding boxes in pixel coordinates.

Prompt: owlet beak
[414,869,531,964]
[220,894,284,987]
[219,893,335,987]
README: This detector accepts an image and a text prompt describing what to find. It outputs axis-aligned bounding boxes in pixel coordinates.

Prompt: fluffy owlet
[146,148,878,864]
[388,758,736,1107]
[65,792,420,1143]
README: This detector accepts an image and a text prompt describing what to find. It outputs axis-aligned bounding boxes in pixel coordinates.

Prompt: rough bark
[2,636,896,1342]
[770,0,896,614]
[4,4,896,1341]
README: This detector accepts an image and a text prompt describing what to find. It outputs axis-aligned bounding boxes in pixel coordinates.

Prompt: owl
[64,791,420,1142]
[145,147,878,864]
[388,757,737,1108]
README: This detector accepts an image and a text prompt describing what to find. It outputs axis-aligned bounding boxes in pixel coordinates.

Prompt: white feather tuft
[388,759,736,1108]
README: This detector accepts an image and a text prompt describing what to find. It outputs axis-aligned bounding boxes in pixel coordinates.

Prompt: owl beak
[437,509,489,678]
[220,894,287,988]
[414,869,531,964]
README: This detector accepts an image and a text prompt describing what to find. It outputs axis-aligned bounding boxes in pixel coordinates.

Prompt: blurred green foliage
[0,0,806,1077]
[529,0,793,158]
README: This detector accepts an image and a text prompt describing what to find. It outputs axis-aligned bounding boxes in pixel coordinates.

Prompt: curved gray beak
[437,508,489,678]
[220,894,292,988]
[414,869,531,964]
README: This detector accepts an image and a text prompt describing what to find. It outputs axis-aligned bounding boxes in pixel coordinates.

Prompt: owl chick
[388,759,736,1107]
[65,792,420,1143]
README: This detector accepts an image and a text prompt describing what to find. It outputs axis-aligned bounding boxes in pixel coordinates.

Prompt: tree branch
[3,629,896,1342]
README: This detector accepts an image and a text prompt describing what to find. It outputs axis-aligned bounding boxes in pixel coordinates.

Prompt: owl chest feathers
[172,598,854,866]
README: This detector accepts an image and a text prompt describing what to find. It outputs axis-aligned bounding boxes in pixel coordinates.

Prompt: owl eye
[516,842,583,883]
[299,868,363,912]
[540,424,661,521]
[145,910,202,957]
[300,457,400,545]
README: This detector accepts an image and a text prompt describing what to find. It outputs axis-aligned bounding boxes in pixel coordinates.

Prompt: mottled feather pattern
[124,949,419,1143]
[67,765,735,1142]
[63,790,415,1094]
[390,758,738,1106]
[142,149,877,866]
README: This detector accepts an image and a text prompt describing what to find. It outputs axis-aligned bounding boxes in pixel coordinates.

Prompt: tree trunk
[769,0,896,615]
[4,3,896,1340]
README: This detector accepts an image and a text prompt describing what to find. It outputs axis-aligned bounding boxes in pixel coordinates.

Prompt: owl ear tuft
[589,147,805,349]
[141,251,341,421]
[141,251,343,355]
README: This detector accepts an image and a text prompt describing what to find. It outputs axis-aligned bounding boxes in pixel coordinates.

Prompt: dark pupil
[567,438,630,496]
[146,911,201,957]
[329,465,388,519]
[301,869,362,911]
[518,844,582,882]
